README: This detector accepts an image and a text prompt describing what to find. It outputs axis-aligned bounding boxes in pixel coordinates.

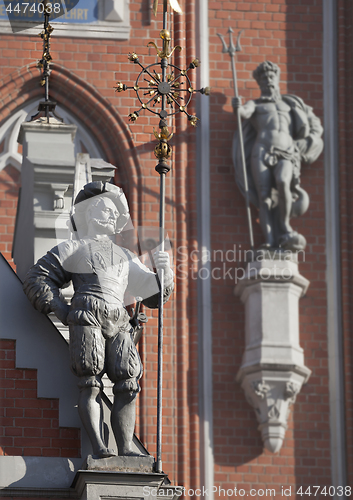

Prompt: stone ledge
[72,469,166,500]
[84,455,155,473]
[0,488,78,498]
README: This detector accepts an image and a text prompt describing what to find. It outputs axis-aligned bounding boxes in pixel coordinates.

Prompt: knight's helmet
[70,181,130,239]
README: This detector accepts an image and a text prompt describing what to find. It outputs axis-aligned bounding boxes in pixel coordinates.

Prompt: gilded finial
[129,112,139,122]
[114,82,127,92]
[148,29,182,59]
[30,0,63,123]
[128,52,139,62]
[153,126,173,142]
[189,116,200,127]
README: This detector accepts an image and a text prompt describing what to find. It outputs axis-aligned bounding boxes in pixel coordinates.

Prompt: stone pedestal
[235,252,311,453]
[72,456,181,500]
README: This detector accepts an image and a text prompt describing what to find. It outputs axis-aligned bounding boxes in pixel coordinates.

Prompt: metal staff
[153,0,184,474]
[155,0,169,474]
[217,28,254,250]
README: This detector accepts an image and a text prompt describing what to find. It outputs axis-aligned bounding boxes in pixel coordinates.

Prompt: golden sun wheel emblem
[114,29,210,127]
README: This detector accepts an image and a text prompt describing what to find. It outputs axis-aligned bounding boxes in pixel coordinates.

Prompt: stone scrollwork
[252,379,270,399]
[284,381,301,401]
[240,372,309,453]
[267,404,280,420]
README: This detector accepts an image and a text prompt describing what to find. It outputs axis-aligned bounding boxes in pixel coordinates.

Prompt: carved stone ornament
[235,252,311,453]
[241,371,308,453]
[284,381,301,401]
[252,379,270,399]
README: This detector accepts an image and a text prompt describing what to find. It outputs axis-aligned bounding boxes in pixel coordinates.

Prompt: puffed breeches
[67,295,142,393]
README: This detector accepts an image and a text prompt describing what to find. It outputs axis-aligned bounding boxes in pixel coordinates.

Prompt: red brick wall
[0,339,80,457]
[337,0,353,484]
[0,166,20,270]
[209,0,330,495]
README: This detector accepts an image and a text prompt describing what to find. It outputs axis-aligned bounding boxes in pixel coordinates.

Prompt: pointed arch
[0,63,141,218]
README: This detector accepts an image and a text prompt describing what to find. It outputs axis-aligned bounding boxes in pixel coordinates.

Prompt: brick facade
[0,166,20,270]
[338,0,353,486]
[0,0,352,496]
[0,339,80,457]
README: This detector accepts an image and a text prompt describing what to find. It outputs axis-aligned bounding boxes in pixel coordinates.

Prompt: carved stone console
[235,252,311,453]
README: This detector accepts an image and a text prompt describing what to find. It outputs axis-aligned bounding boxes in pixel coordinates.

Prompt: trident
[217,28,254,250]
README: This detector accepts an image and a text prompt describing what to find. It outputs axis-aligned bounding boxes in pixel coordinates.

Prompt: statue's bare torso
[250,100,293,151]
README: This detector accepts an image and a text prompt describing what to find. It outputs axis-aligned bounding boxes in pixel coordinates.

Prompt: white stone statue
[23,182,173,459]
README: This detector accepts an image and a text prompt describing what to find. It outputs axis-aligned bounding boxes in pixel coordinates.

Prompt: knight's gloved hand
[232,96,242,110]
[50,298,70,326]
[153,251,173,287]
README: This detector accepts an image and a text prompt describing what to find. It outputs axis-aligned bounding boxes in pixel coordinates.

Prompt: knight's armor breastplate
[69,239,129,303]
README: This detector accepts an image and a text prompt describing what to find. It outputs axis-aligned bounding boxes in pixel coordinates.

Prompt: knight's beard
[90,218,116,235]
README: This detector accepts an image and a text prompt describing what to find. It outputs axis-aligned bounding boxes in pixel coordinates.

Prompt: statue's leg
[274,159,294,235]
[251,155,274,246]
[70,324,116,458]
[78,382,115,458]
[110,391,140,456]
[106,329,144,456]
